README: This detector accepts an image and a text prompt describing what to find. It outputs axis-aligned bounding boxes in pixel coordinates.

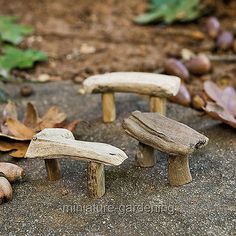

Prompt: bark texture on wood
[102,92,116,123]
[123,111,209,156]
[136,142,155,167]
[168,155,192,186]
[149,96,166,115]
[45,159,61,181]
[82,72,181,97]
[87,162,105,198]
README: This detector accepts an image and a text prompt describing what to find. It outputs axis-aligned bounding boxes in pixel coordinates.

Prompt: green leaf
[0,46,48,76]
[0,15,33,45]
[134,0,202,24]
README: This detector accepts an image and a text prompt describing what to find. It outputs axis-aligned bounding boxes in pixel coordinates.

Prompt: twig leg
[45,159,61,181]
[102,92,116,123]
[168,155,192,186]
[87,162,105,198]
[149,96,166,115]
[135,142,155,167]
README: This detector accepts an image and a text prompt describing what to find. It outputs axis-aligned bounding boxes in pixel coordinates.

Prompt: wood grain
[82,72,180,97]
[135,142,155,167]
[149,96,166,114]
[168,155,192,186]
[102,92,116,123]
[25,128,128,166]
[123,111,208,156]
[87,162,105,198]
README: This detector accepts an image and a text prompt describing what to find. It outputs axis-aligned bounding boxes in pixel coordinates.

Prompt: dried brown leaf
[203,102,236,128]
[63,119,80,132]
[37,106,67,130]
[2,101,17,121]
[204,81,223,103]
[23,103,38,129]
[221,87,236,116]
[0,141,29,158]
[6,118,35,140]
[0,132,27,141]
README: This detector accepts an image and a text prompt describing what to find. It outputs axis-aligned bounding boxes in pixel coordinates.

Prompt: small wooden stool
[25,128,128,198]
[80,72,180,122]
[123,111,209,186]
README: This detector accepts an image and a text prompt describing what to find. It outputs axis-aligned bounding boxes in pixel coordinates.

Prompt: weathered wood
[136,142,155,167]
[45,159,61,181]
[102,92,116,123]
[168,155,192,186]
[123,111,208,156]
[25,128,128,166]
[149,96,166,114]
[87,162,105,198]
[82,72,181,97]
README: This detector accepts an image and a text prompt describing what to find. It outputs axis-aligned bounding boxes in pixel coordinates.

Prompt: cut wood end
[82,72,181,97]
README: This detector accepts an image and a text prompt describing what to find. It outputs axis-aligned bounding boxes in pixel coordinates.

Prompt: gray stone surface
[0,81,235,236]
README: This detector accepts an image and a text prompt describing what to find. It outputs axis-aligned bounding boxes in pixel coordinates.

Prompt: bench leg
[102,92,116,123]
[87,162,105,198]
[135,142,155,167]
[168,155,192,186]
[45,159,61,181]
[149,96,166,115]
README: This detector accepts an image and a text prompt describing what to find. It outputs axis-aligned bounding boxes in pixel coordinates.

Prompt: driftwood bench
[80,72,180,122]
[25,128,128,198]
[123,111,209,186]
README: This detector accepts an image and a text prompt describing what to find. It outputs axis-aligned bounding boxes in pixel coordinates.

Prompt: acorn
[169,84,191,106]
[216,31,234,50]
[192,94,206,110]
[0,174,13,204]
[206,17,220,39]
[164,58,190,82]
[20,84,34,97]
[185,54,211,75]
[0,163,24,183]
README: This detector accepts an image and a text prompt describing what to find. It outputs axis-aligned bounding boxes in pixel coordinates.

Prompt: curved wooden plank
[123,111,208,156]
[25,128,128,166]
[81,72,181,97]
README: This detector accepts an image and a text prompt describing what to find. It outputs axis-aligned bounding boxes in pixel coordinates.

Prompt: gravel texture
[0,81,235,236]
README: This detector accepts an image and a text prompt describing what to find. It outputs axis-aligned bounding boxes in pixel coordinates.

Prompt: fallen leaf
[0,132,27,141]
[221,87,236,116]
[2,101,17,120]
[37,106,67,130]
[203,81,236,128]
[64,119,80,132]
[6,118,35,140]
[23,103,38,129]
[204,81,223,104]
[0,140,29,158]
[0,102,78,158]
[203,102,236,128]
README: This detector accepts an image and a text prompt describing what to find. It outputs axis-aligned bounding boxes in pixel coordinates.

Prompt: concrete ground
[0,81,235,236]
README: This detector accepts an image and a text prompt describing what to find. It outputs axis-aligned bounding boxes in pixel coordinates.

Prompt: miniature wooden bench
[123,111,209,186]
[80,72,180,122]
[25,128,128,198]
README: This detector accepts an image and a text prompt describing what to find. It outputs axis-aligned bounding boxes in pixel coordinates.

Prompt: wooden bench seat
[123,111,209,186]
[81,72,180,122]
[25,128,128,198]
